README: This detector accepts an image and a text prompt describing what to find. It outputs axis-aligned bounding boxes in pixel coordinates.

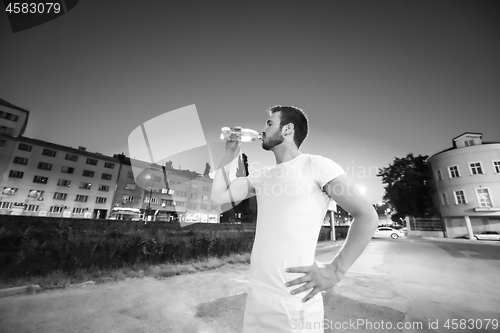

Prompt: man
[211,105,378,332]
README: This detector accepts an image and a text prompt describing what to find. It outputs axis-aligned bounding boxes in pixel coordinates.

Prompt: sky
[1,0,499,204]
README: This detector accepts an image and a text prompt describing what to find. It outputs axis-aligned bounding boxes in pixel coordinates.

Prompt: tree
[377,153,437,218]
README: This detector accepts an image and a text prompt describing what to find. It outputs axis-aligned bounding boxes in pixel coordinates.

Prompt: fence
[408,217,443,231]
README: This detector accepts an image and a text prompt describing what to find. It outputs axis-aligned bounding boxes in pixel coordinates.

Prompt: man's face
[261,112,284,151]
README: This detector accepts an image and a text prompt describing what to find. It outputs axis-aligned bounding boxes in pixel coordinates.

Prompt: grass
[0,252,251,291]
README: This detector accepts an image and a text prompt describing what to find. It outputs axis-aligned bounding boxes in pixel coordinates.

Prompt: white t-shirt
[246,153,345,300]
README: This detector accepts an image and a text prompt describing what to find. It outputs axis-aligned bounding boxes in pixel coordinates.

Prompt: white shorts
[242,290,324,333]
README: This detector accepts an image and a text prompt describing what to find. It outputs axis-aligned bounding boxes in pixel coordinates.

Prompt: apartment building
[427,132,500,238]
[123,159,221,223]
[0,98,221,222]
[0,136,120,218]
[0,98,29,138]
[0,99,30,181]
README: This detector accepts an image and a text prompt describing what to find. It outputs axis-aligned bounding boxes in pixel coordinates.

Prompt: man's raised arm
[211,141,255,205]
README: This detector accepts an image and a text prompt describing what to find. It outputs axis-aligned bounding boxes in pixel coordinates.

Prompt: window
[37,162,53,171]
[454,190,467,204]
[448,166,460,178]
[176,201,185,206]
[79,182,92,189]
[2,187,17,195]
[211,205,218,210]
[436,170,443,181]
[441,193,448,206]
[53,192,67,200]
[85,158,97,165]
[33,175,48,184]
[25,204,39,212]
[18,143,32,151]
[98,185,109,192]
[13,156,28,165]
[0,126,14,136]
[162,188,175,195]
[201,204,207,209]
[104,162,115,169]
[0,139,6,147]
[96,197,107,203]
[75,195,88,202]
[0,111,19,121]
[469,162,483,175]
[202,195,209,201]
[464,139,475,147]
[65,154,78,161]
[42,149,57,157]
[494,161,500,174]
[191,184,199,189]
[57,179,71,187]
[122,195,134,202]
[9,170,24,178]
[145,197,158,204]
[101,173,112,180]
[73,207,88,214]
[61,166,74,174]
[125,184,136,190]
[27,190,43,198]
[476,188,492,207]
[190,193,197,199]
[203,186,209,191]
[50,206,64,213]
[0,202,13,209]
[82,170,94,177]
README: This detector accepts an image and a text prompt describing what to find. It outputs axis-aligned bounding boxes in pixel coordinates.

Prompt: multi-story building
[0,136,120,218]
[0,99,30,181]
[0,98,29,138]
[427,132,500,238]
[0,98,221,222]
[112,154,221,222]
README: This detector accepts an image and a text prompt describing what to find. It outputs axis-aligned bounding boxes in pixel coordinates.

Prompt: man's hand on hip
[285,262,341,303]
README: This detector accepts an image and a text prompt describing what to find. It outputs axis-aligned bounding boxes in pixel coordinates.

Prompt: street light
[145,175,153,221]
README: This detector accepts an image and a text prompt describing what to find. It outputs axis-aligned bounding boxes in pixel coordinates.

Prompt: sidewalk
[420,236,500,246]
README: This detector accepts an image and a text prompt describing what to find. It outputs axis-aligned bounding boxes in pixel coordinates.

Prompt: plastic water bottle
[220,126,262,143]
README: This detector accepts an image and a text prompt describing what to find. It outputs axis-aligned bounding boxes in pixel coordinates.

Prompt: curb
[0,284,41,298]
[421,236,500,246]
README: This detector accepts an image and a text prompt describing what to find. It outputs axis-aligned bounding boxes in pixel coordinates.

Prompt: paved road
[0,237,499,333]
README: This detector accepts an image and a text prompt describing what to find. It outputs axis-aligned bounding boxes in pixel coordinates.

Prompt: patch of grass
[0,252,251,291]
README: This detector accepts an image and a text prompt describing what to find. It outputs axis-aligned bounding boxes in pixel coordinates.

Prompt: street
[0,237,499,333]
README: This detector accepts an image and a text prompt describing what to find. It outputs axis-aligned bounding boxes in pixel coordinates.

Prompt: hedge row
[0,216,336,278]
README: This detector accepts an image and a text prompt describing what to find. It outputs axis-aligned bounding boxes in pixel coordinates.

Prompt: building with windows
[0,135,120,218]
[0,98,221,222]
[0,98,29,138]
[115,157,221,223]
[427,132,500,238]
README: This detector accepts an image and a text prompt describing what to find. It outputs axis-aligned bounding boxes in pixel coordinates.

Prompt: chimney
[78,146,87,151]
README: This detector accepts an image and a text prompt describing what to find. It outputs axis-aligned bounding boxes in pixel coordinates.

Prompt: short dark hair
[268,105,308,148]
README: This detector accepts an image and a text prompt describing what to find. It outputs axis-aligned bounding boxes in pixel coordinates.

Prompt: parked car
[373,227,405,239]
[474,231,500,241]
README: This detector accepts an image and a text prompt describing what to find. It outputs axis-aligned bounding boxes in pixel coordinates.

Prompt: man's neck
[272,145,301,165]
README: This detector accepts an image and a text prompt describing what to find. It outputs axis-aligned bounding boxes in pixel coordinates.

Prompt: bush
[0,216,256,279]
[0,216,332,280]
